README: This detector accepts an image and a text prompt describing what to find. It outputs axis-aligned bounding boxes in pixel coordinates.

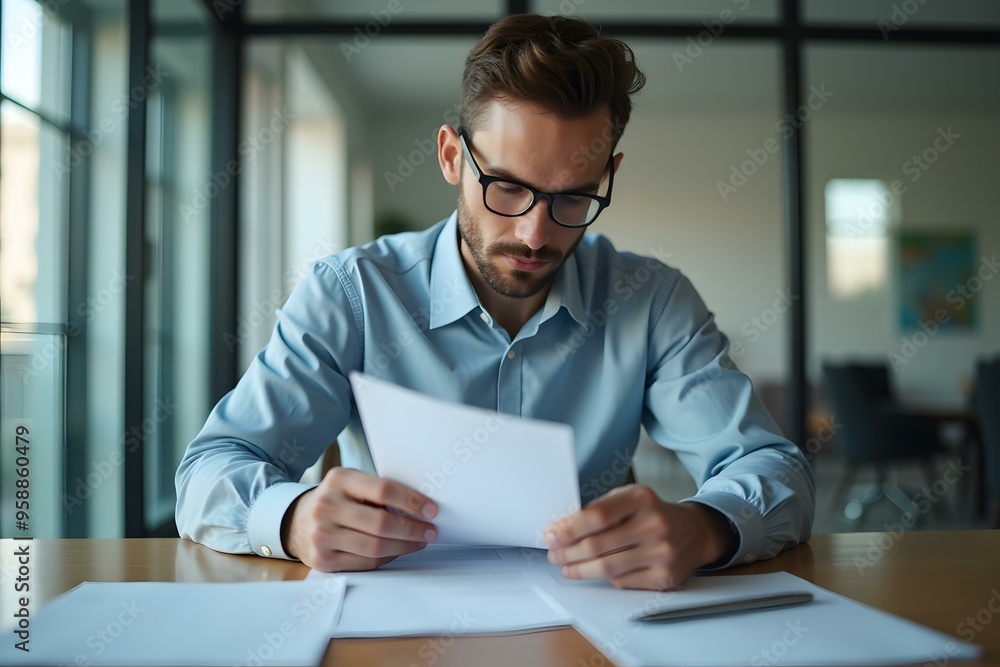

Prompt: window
[0,0,74,538]
[1,0,72,325]
[824,179,896,300]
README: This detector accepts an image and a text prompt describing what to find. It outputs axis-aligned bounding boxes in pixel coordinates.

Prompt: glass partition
[804,44,1000,532]
[142,1,215,533]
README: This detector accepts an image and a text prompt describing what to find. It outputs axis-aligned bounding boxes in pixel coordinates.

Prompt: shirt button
[507,350,516,360]
[744,553,755,562]
[261,546,272,557]
[479,312,491,325]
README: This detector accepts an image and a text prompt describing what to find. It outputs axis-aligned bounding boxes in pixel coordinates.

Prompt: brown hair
[459,14,646,147]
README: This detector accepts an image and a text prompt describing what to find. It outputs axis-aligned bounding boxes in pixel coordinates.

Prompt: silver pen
[633,592,814,622]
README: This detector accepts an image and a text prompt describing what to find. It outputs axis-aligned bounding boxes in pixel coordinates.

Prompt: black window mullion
[207,13,242,404]
[123,0,150,538]
[64,3,93,539]
[782,0,807,450]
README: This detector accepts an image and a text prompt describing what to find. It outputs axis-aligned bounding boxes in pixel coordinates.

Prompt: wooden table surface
[1,531,998,666]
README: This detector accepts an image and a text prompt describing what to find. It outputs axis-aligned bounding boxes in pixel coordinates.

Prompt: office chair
[823,362,945,522]
[973,358,1000,529]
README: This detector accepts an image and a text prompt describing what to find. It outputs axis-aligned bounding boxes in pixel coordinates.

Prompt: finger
[560,544,646,581]
[311,550,405,573]
[609,567,686,592]
[544,487,640,548]
[548,517,641,566]
[326,468,438,519]
[334,527,429,560]
[333,500,438,543]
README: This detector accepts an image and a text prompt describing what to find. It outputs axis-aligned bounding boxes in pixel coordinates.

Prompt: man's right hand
[281,467,439,572]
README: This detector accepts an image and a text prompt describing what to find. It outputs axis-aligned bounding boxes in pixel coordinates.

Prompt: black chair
[823,362,946,521]
[973,358,1000,528]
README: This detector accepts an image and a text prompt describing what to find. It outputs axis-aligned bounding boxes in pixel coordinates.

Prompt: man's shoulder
[574,233,680,286]
[318,218,447,278]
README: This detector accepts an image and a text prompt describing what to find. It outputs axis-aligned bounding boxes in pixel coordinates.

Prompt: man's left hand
[543,485,737,591]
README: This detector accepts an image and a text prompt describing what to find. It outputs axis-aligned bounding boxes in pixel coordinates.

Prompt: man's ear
[613,152,623,174]
[438,125,462,186]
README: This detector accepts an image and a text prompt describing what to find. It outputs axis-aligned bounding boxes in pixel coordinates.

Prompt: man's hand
[543,485,737,591]
[281,467,439,572]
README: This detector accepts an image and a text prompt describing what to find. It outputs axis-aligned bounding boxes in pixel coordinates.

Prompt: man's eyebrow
[483,161,602,194]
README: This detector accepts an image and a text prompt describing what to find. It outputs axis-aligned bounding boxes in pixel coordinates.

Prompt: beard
[457,185,582,300]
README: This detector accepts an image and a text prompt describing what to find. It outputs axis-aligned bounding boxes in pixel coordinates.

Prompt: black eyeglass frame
[459,130,615,229]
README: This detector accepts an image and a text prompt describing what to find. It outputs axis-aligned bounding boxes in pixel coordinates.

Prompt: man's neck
[480,285,550,340]
[459,245,551,339]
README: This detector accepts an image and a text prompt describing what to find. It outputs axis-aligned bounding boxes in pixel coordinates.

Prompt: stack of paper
[319,568,572,638]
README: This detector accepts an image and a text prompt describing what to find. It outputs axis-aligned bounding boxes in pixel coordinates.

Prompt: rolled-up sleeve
[641,272,815,568]
[175,259,362,559]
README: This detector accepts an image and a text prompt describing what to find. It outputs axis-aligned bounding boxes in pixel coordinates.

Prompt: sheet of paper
[537,571,983,667]
[349,372,581,548]
[309,568,572,638]
[0,580,345,667]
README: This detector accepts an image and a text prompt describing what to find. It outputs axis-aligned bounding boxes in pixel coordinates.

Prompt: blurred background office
[1,0,998,540]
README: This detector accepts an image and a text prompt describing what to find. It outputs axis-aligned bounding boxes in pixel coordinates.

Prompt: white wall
[238,45,358,375]
[371,109,462,230]
[600,112,788,385]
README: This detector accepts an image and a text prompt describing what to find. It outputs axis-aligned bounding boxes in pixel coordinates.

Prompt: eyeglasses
[459,131,614,228]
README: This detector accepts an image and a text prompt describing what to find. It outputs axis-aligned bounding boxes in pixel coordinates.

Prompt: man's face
[454,100,618,300]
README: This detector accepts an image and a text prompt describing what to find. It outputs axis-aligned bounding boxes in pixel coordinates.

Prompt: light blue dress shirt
[176,211,814,566]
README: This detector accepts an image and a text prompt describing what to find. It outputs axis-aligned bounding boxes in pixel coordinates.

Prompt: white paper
[310,567,572,638]
[0,580,346,666]
[349,372,581,548]
[537,571,983,667]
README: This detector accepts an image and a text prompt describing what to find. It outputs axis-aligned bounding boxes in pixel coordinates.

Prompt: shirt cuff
[247,482,316,560]
[680,490,765,571]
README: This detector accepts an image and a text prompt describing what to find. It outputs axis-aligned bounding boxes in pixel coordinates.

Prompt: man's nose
[513,200,551,251]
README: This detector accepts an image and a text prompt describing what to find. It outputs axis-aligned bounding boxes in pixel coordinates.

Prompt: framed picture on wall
[898,230,977,331]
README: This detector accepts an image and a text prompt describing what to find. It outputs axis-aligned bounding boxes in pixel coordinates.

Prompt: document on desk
[0,580,346,666]
[349,372,581,548]
[305,545,571,637]
[537,571,983,667]
[313,567,572,638]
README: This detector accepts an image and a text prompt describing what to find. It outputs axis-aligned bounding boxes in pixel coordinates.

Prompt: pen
[632,592,813,622]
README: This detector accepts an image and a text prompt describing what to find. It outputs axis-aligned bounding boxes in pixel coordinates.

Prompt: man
[176,14,814,591]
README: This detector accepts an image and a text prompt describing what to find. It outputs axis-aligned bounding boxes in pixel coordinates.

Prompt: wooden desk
[2,531,998,666]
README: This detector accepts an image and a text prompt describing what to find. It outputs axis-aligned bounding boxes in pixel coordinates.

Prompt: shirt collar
[429,211,482,330]
[540,250,588,327]
[428,210,589,330]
